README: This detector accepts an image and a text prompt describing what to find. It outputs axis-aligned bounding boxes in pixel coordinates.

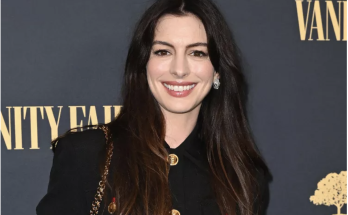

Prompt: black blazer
[36,128,269,215]
[36,129,109,215]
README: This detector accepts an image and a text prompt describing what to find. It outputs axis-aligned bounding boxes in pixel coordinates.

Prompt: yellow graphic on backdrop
[0,105,122,150]
[310,171,347,215]
[295,0,347,41]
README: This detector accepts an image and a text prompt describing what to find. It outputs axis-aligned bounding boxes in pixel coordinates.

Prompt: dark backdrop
[1,0,347,214]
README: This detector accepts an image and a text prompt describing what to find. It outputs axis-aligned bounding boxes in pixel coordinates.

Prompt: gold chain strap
[90,125,114,215]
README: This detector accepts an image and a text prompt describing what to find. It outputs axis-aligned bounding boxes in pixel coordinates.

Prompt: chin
[161,102,198,114]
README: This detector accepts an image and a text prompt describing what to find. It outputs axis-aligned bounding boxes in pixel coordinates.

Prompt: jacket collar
[164,122,209,172]
[163,122,203,153]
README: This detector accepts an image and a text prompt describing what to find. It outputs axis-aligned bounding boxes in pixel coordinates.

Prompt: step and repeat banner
[1,0,347,214]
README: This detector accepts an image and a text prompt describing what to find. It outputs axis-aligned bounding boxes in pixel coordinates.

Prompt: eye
[153,50,171,56]
[190,51,208,58]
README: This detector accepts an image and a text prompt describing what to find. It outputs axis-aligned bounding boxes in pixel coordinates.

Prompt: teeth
[163,83,196,92]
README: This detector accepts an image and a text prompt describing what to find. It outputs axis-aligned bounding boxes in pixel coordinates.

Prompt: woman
[36,0,270,214]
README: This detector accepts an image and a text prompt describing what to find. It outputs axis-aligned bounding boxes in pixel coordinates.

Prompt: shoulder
[52,127,110,189]
[36,128,108,215]
[53,128,106,154]
[53,127,108,167]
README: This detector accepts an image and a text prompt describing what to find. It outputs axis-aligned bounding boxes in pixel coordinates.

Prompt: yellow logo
[1,105,122,150]
[310,171,347,214]
[295,0,347,41]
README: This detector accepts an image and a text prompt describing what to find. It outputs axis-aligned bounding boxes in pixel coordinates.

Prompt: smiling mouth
[163,83,196,91]
[161,81,197,98]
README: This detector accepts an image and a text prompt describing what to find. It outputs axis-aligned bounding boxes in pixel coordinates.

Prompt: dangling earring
[213,78,220,89]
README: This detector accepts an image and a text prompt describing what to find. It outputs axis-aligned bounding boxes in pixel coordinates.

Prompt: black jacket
[36,124,268,215]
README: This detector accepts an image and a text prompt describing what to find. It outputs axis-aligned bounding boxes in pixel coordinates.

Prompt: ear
[214,71,220,79]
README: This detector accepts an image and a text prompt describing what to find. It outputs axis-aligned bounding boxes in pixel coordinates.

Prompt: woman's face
[146,14,219,114]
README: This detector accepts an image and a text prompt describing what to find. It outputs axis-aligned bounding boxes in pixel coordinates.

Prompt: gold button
[171,209,180,215]
[108,201,116,214]
[168,154,179,166]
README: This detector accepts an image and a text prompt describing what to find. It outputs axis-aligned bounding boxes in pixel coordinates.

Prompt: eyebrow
[152,40,208,49]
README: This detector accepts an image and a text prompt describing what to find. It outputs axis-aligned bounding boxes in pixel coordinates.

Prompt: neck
[160,104,201,149]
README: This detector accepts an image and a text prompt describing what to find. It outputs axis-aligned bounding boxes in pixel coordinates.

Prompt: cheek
[147,58,169,79]
[192,62,215,81]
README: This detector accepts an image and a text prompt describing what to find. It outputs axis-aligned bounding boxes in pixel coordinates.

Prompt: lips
[161,81,197,98]
[161,81,197,86]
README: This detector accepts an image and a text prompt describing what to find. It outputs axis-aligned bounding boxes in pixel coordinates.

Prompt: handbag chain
[90,125,115,215]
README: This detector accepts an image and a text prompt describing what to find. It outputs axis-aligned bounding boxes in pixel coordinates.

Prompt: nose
[169,53,190,78]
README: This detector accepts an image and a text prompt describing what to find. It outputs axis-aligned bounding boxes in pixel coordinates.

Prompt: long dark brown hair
[52,0,270,214]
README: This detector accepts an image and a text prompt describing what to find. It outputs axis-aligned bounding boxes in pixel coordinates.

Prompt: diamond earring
[213,78,220,89]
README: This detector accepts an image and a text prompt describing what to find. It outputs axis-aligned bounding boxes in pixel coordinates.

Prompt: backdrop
[1,0,347,214]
